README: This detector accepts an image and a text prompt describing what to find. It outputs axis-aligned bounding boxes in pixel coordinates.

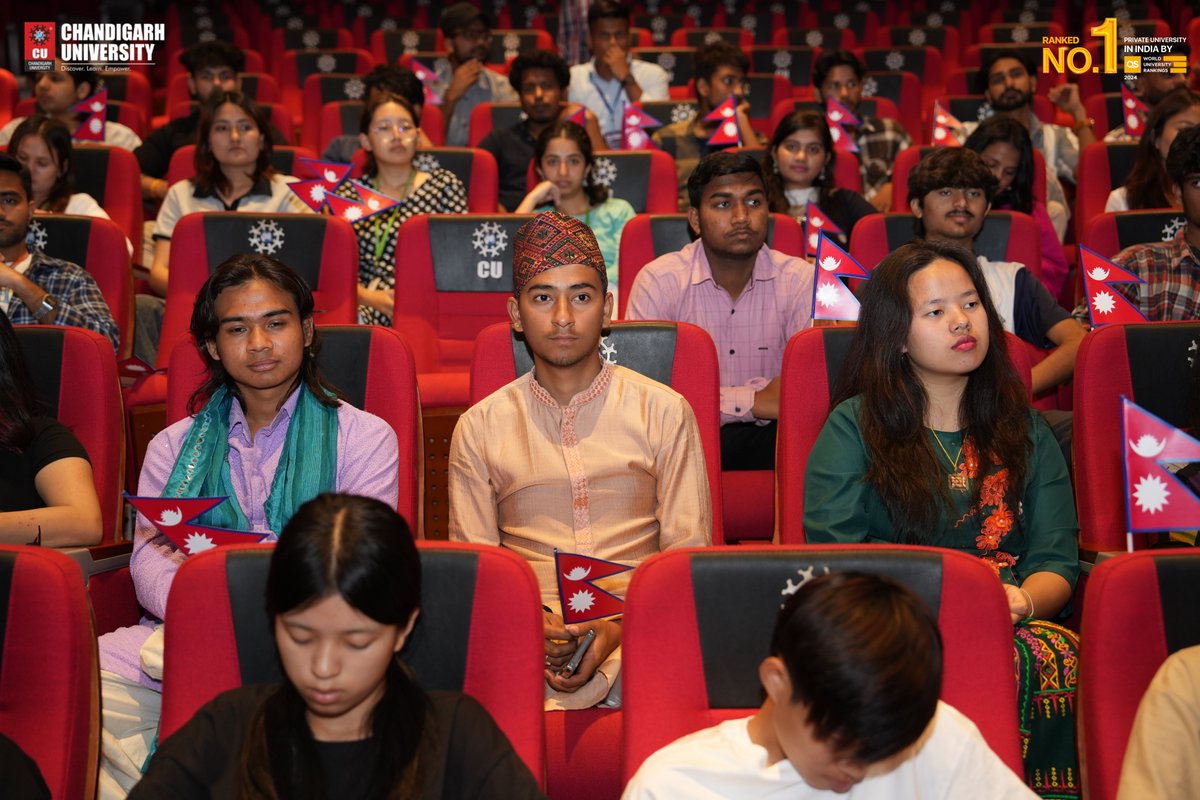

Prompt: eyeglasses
[456,28,492,42]
[371,121,420,141]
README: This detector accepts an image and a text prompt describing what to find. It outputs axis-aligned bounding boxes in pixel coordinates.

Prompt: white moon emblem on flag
[1088,267,1110,281]
[564,566,592,581]
[324,169,337,182]
[156,507,183,527]
[1128,434,1166,458]
[819,255,841,271]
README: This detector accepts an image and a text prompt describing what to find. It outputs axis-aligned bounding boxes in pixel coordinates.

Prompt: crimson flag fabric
[1121,84,1150,138]
[1123,397,1200,532]
[70,89,107,141]
[804,203,845,257]
[564,105,587,127]
[623,105,660,150]
[931,100,963,147]
[811,231,869,322]
[704,96,740,146]
[290,159,353,212]
[410,58,442,105]
[825,97,860,128]
[1080,245,1148,327]
[555,550,632,624]
[828,120,857,153]
[124,495,269,555]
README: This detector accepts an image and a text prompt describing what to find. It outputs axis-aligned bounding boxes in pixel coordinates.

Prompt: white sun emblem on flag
[818,255,840,271]
[308,184,326,203]
[1133,474,1170,514]
[184,532,217,553]
[88,117,103,134]
[343,206,363,221]
[564,566,592,581]
[816,282,842,308]
[568,589,596,615]
[1092,290,1117,315]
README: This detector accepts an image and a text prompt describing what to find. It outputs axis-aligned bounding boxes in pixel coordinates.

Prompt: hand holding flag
[1079,246,1147,327]
[555,550,632,624]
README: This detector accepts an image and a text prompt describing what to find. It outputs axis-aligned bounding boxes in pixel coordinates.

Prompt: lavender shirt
[98,389,400,688]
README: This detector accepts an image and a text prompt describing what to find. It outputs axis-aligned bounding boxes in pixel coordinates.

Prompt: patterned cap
[511,211,608,297]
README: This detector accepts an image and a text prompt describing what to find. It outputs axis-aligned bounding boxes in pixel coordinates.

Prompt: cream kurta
[449,362,712,607]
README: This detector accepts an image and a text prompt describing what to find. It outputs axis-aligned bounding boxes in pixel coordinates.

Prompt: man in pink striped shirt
[626,152,815,470]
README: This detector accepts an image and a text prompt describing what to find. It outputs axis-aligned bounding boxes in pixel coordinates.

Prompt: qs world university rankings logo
[1041,17,1189,78]
[24,21,165,72]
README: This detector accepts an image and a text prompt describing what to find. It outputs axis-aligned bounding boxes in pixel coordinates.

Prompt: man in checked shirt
[626,152,815,471]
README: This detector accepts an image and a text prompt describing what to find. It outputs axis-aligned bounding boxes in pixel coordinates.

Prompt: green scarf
[163,384,339,534]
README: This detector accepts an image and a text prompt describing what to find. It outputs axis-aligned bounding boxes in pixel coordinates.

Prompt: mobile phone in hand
[560,629,597,677]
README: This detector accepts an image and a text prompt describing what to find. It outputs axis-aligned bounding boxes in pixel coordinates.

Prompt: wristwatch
[33,293,58,321]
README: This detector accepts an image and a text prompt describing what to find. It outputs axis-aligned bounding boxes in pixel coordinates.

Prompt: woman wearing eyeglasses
[336,93,467,326]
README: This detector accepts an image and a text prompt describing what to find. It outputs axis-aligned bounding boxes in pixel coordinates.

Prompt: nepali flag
[409,58,442,105]
[563,105,587,127]
[1121,84,1150,138]
[805,203,844,257]
[705,95,740,146]
[824,97,860,128]
[811,231,870,322]
[70,88,107,141]
[289,159,354,212]
[828,120,858,154]
[931,100,963,147]
[125,495,269,555]
[555,550,632,624]
[1123,397,1200,533]
[1079,245,1147,328]
[623,105,660,150]
[351,181,401,214]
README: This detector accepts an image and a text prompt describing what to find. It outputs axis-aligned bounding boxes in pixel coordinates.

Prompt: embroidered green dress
[804,395,1081,799]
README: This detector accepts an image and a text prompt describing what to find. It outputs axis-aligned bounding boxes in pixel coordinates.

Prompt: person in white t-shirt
[0,61,141,152]
[623,572,1035,800]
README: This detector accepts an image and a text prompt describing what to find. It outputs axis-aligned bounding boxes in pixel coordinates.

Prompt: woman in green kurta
[804,241,1080,799]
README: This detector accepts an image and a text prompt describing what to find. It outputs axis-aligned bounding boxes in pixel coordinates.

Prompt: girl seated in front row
[130,493,545,799]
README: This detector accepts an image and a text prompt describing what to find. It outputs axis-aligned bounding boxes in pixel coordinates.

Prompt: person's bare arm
[0,457,103,546]
[543,617,621,693]
[149,239,171,297]
[1031,317,1085,395]
[1004,571,1073,623]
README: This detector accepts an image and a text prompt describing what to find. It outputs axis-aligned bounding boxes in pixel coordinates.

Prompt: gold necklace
[929,426,968,492]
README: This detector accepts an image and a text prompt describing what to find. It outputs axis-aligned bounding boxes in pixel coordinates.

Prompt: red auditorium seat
[1081,210,1190,261]
[857,70,923,144]
[160,542,546,786]
[669,27,754,49]
[166,325,422,532]
[300,72,373,152]
[775,327,1032,545]
[524,149,681,214]
[483,29,554,69]
[467,101,526,147]
[269,26,354,65]
[0,547,98,800]
[390,213,533,407]
[470,319,726,544]
[97,70,153,126]
[979,21,1065,44]
[1075,142,1141,238]
[64,144,143,251]
[743,73,795,137]
[623,546,1023,779]
[369,28,441,65]
[24,213,133,358]
[876,25,962,71]
[748,47,819,96]
[0,68,19,125]
[806,8,880,47]
[1073,322,1200,552]
[401,146,500,212]
[1080,550,1200,800]
[856,46,945,117]
[772,26,858,50]
[277,49,376,126]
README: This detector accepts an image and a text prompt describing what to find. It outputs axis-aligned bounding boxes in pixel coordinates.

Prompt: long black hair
[0,310,39,451]
[761,110,838,213]
[1123,87,1200,210]
[187,253,343,414]
[833,241,1030,542]
[240,493,427,799]
[963,115,1035,214]
[192,89,275,198]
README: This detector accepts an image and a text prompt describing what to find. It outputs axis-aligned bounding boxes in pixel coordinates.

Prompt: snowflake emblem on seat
[29,25,51,46]
[25,220,48,251]
[357,4,373,17]
[927,13,944,27]
[861,76,878,97]
[805,30,824,47]
[199,30,217,42]
[770,2,784,13]
[741,15,757,34]
[568,588,596,615]
[503,33,520,54]
[908,29,927,47]
[685,4,702,22]
[1188,338,1198,369]
[1018,10,1035,24]
[317,54,337,73]
[658,52,676,72]
[780,565,830,601]
[855,0,870,10]
[1011,26,1030,43]
[723,0,737,15]
[302,29,321,48]
[196,16,213,30]
[670,103,697,123]
[1162,216,1184,241]
[194,5,209,14]
[977,103,995,121]
[524,8,537,25]
[591,156,618,187]
[401,30,419,49]
[885,51,905,71]
[650,16,668,39]
[773,50,793,71]
[380,19,397,31]
[471,221,508,258]
[599,336,617,363]
[1092,289,1116,315]
[248,219,286,255]
[704,31,723,45]
[286,16,304,30]
[1133,475,1170,514]
[413,153,440,173]
[938,1,954,12]
[344,78,365,99]
[833,13,850,29]
[184,532,216,554]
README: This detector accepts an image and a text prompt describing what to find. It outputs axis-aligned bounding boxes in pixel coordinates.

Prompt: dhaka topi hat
[511,210,608,297]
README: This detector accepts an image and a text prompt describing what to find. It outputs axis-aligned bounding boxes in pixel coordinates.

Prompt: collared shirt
[152,173,311,241]
[1113,227,1200,321]
[854,113,912,200]
[651,119,739,211]
[478,120,538,211]
[0,116,142,151]
[625,240,815,425]
[976,255,1069,348]
[429,57,518,147]
[568,60,670,148]
[5,248,119,350]
[100,388,400,688]
[448,362,712,606]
